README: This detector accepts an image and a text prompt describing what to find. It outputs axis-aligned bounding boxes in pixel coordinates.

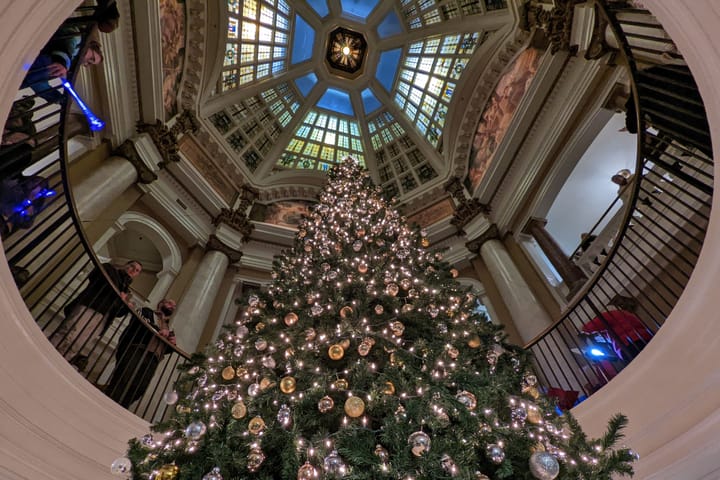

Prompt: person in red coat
[582,296,653,362]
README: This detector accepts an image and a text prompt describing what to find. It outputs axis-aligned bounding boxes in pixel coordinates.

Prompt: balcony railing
[0,3,189,422]
[526,0,713,402]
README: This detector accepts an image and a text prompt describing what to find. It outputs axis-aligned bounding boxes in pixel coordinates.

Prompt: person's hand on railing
[46,62,68,79]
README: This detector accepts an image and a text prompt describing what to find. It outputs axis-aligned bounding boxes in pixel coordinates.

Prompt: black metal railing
[526,0,713,402]
[0,3,189,422]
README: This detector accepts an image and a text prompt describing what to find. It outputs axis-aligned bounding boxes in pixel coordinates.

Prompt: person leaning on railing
[50,260,142,370]
[105,299,177,408]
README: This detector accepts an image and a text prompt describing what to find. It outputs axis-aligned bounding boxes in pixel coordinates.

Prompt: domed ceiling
[206,0,511,200]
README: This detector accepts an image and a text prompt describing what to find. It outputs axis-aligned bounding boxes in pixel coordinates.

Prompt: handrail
[524,0,713,401]
[0,3,189,422]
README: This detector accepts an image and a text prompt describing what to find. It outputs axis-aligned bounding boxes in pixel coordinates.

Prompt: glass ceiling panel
[278,110,365,171]
[377,10,404,39]
[394,32,484,148]
[399,0,506,30]
[208,82,301,172]
[317,88,354,116]
[340,0,380,20]
[361,88,382,115]
[294,71,318,97]
[220,0,292,93]
[306,0,329,17]
[376,48,403,92]
[291,14,315,64]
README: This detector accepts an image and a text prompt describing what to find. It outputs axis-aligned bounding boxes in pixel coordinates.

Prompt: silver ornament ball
[529,452,560,480]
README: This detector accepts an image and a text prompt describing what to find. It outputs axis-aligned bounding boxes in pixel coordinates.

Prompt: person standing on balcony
[105,299,177,408]
[582,295,653,362]
[51,260,142,369]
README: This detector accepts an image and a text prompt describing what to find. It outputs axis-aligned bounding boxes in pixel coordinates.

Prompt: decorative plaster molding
[256,185,322,203]
[213,208,253,242]
[113,140,157,184]
[465,223,500,253]
[207,234,243,263]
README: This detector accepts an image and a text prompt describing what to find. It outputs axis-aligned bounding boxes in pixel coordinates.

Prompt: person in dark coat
[106,299,176,408]
[51,260,142,367]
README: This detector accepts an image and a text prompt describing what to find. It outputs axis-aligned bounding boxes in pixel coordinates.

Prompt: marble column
[210,275,244,343]
[73,156,138,222]
[468,226,553,343]
[147,268,179,306]
[523,217,588,296]
[172,236,243,352]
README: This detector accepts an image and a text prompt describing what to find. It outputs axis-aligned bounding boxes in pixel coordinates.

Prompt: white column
[73,155,138,222]
[211,276,243,343]
[173,250,230,352]
[479,239,553,343]
[147,268,179,306]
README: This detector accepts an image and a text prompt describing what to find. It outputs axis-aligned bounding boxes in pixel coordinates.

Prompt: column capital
[466,224,500,253]
[444,176,491,234]
[113,140,158,184]
[212,208,254,241]
[521,0,582,55]
[522,217,548,234]
[207,234,243,263]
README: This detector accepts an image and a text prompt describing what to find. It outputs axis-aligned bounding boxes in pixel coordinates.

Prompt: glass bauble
[141,434,154,447]
[305,328,317,341]
[280,376,297,393]
[400,278,412,290]
[184,421,207,440]
[248,383,261,396]
[328,344,345,360]
[311,304,324,316]
[428,305,439,317]
[440,454,458,477]
[164,391,178,405]
[339,306,354,318]
[247,445,265,472]
[297,461,319,479]
[529,452,560,480]
[447,346,459,359]
[333,378,348,390]
[110,457,132,475]
[231,401,247,419]
[260,377,274,390]
[408,431,431,456]
[450,268,459,278]
[248,416,266,435]
[344,396,365,417]
[386,283,399,296]
[255,338,268,351]
[456,391,477,410]
[323,450,348,477]
[255,322,265,332]
[374,444,389,462]
[248,295,260,306]
[390,321,404,336]
[358,340,372,356]
[339,338,350,349]
[284,312,298,326]
[486,444,505,464]
[236,325,249,338]
[401,303,414,313]
[318,395,335,413]
[475,473,490,480]
[383,381,395,395]
[374,304,384,315]
[277,404,292,427]
[468,335,482,348]
[221,366,235,380]
[202,467,223,480]
[358,262,368,273]
[353,240,363,251]
[262,356,276,369]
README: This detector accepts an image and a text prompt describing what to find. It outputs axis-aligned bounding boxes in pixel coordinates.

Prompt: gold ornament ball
[156,464,179,480]
[389,352,403,366]
[339,306,354,319]
[175,405,191,414]
[328,344,345,360]
[468,335,482,348]
[356,228,366,237]
[231,401,247,419]
[401,303,414,313]
[280,376,297,393]
[358,341,372,357]
[421,238,430,248]
[333,378,349,390]
[386,283,399,297]
[255,322,266,332]
[344,396,365,417]
[236,366,248,377]
[374,304,384,315]
[318,395,334,413]
[284,312,299,326]
[523,386,540,399]
[383,381,395,395]
[260,377,275,390]
[248,416,266,435]
[527,404,543,424]
[450,268,459,278]
[221,366,235,380]
[297,462,319,480]
[390,321,405,336]
[447,346,459,359]
[358,262,368,273]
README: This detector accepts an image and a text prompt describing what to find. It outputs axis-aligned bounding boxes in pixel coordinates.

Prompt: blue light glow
[589,348,606,358]
[306,0,329,18]
[376,49,402,92]
[294,72,319,97]
[62,80,105,131]
[317,88,354,116]
[340,0,380,20]
[377,10,403,38]
[291,15,315,65]
[361,88,381,114]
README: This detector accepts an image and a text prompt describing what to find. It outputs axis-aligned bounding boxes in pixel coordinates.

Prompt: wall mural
[407,198,456,228]
[160,0,186,120]
[251,201,316,229]
[466,47,542,192]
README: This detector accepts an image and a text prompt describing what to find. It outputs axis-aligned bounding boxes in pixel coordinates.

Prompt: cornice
[207,234,243,263]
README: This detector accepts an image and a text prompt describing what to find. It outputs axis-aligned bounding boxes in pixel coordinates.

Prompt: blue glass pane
[307,0,329,17]
[361,88,381,114]
[317,88,354,116]
[376,48,402,92]
[340,0,380,20]
[377,10,403,38]
[294,72,318,97]
[291,14,315,64]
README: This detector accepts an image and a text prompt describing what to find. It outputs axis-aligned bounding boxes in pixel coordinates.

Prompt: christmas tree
[119,158,635,479]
